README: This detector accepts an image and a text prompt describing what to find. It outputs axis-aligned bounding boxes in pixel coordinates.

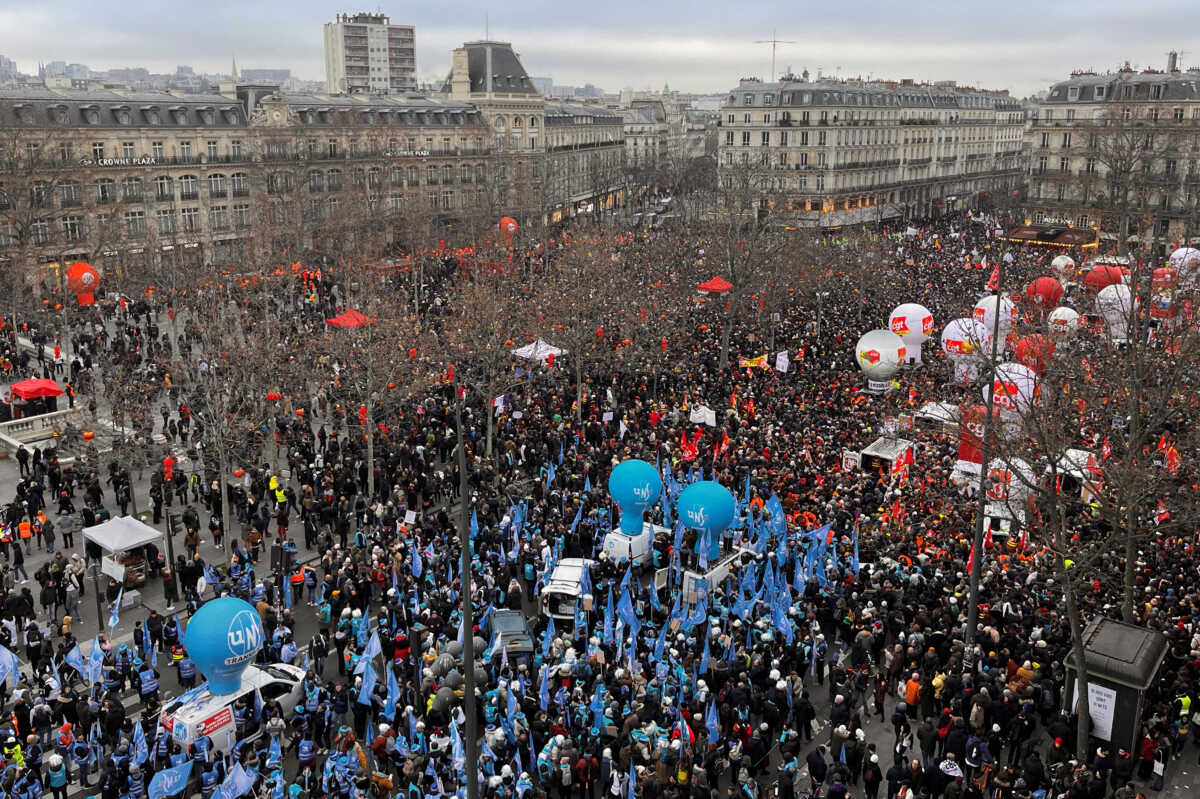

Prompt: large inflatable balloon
[1096,283,1137,341]
[1024,277,1064,316]
[941,318,987,383]
[1084,265,1127,294]
[65,261,100,306]
[1013,334,1055,374]
[1046,306,1082,337]
[888,303,934,365]
[985,457,1035,502]
[607,459,662,535]
[1169,247,1200,270]
[986,362,1039,413]
[1050,255,1076,280]
[183,596,265,695]
[676,481,735,564]
[973,295,1016,343]
[855,330,906,382]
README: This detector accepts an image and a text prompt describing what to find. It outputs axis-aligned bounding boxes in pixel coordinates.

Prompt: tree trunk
[218,448,232,563]
[718,298,736,371]
[575,357,585,423]
[366,395,376,500]
[453,384,480,799]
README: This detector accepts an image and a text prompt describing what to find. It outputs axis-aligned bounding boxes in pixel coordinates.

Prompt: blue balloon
[607,459,663,535]
[183,596,265,695]
[677,481,735,561]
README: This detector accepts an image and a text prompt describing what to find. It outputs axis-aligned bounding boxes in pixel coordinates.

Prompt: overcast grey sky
[4,0,1195,96]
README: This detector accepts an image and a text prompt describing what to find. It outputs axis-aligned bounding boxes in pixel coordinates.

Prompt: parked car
[485,608,534,661]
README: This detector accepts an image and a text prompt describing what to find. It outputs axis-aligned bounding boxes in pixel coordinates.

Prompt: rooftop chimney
[1168,50,1179,72]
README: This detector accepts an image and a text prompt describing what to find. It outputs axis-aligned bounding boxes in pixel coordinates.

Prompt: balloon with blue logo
[183,596,265,695]
[607,459,662,535]
[676,481,735,562]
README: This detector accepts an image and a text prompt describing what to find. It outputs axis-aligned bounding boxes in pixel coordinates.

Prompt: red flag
[986,264,1000,291]
[1101,438,1112,460]
[1158,433,1168,453]
[1156,500,1170,525]
[984,527,994,551]
[1018,527,1028,551]
[966,542,977,573]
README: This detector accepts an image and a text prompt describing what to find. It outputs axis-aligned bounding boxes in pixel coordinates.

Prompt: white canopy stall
[512,339,565,364]
[83,515,164,587]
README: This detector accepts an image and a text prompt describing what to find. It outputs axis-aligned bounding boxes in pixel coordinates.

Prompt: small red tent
[325,309,375,328]
[697,276,733,294]
[10,378,64,399]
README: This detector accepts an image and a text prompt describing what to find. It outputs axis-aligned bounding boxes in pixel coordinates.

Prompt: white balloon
[1046,306,1081,337]
[1169,247,1200,269]
[985,457,1036,502]
[889,303,934,364]
[1050,255,1076,280]
[855,330,906,381]
[1095,284,1137,341]
[985,362,1038,414]
[941,318,988,359]
[973,295,1016,343]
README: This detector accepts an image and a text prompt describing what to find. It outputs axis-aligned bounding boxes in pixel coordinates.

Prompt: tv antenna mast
[754,30,795,82]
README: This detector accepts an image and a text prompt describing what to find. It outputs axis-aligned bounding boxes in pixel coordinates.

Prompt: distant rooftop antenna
[754,30,795,82]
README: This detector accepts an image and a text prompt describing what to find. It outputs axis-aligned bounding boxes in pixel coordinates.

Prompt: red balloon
[1025,277,1064,310]
[1084,265,1127,294]
[596,327,604,339]
[661,337,668,352]
[1014,334,1055,374]
[1153,267,1178,290]
[65,262,100,305]
[547,352,555,368]
[408,347,417,360]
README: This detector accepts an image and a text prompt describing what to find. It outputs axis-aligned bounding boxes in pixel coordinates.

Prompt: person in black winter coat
[806,746,829,793]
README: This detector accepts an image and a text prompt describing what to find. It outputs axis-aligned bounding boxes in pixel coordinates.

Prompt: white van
[160,663,306,753]
[539,558,596,620]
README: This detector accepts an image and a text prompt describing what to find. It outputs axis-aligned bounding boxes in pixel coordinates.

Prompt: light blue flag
[361,630,382,664]
[583,474,591,493]
[267,735,282,768]
[450,722,466,774]
[410,546,423,579]
[470,508,479,540]
[538,664,551,711]
[700,632,711,672]
[0,644,21,688]
[542,615,556,658]
[211,763,257,799]
[705,699,720,741]
[253,684,263,722]
[284,575,292,610]
[505,681,518,725]
[384,665,400,720]
[148,759,194,799]
[627,762,637,799]
[850,513,861,576]
[653,622,668,662]
[132,719,149,765]
[569,503,583,536]
[357,661,377,706]
[109,586,124,629]
[64,643,85,676]
[648,580,662,613]
[603,587,615,645]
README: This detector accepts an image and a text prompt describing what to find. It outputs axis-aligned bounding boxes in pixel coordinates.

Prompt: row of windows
[1039,106,1200,123]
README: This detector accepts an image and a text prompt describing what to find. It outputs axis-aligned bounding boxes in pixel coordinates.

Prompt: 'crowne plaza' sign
[383,150,431,157]
[79,157,158,167]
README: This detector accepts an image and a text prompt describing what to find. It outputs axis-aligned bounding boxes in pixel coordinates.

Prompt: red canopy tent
[10,378,64,399]
[697,276,733,294]
[325,309,375,328]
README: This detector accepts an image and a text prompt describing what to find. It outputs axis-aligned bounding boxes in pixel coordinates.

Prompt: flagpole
[965,255,1006,674]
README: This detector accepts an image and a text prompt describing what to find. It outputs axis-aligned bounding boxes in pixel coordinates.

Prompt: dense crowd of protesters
[0,209,1195,799]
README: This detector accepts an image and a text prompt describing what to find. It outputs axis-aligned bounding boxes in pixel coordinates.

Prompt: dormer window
[112,107,132,125]
[81,105,100,125]
[142,106,161,125]
[1068,86,1079,101]
[221,108,239,124]
[171,108,189,125]
[198,108,215,125]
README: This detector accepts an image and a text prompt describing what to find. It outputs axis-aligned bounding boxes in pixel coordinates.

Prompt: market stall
[83,515,164,588]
